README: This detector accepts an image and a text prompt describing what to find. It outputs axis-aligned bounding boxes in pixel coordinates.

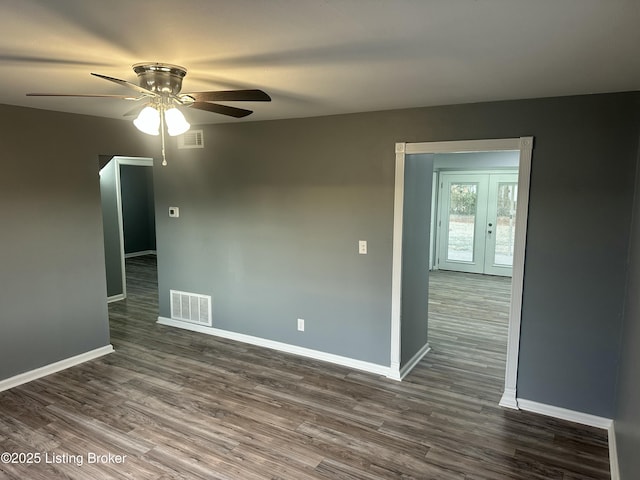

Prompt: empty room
[1,1,639,479]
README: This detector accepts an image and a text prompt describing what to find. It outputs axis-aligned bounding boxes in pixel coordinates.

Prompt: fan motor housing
[133,63,187,95]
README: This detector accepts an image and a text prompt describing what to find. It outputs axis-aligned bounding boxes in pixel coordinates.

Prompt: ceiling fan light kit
[163,106,190,136]
[133,105,160,135]
[27,62,271,165]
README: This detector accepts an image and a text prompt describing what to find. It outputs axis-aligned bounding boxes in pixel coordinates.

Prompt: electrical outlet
[359,240,367,254]
[297,318,305,332]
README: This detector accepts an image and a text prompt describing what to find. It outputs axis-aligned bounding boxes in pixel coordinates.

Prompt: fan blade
[186,89,271,102]
[123,104,147,117]
[26,93,142,100]
[91,73,157,97]
[191,102,253,118]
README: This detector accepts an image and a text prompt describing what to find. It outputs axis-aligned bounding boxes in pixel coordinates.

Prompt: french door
[437,172,518,276]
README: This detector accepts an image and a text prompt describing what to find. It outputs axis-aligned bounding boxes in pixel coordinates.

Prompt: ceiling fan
[27,62,271,165]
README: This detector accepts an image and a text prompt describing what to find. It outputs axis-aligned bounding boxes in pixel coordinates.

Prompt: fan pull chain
[160,106,167,166]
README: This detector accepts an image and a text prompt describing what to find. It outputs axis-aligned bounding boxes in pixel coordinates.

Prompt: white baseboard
[124,250,156,259]
[389,360,401,380]
[392,343,430,381]
[499,387,519,409]
[157,316,391,378]
[608,421,620,480]
[107,293,126,303]
[0,345,114,393]
[516,398,613,430]
[514,399,616,478]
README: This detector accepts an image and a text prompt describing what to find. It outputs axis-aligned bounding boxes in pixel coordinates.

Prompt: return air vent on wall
[177,129,204,149]
[170,290,212,326]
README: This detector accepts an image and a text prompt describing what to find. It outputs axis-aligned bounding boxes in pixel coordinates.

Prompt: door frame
[102,156,154,302]
[390,137,533,409]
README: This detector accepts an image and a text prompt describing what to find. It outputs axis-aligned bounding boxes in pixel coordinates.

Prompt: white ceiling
[0,0,638,125]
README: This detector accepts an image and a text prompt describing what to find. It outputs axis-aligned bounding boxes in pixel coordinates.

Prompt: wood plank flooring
[0,257,611,479]
[426,270,511,402]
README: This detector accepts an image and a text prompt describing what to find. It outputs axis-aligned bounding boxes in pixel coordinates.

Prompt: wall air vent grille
[178,129,204,149]
[170,290,212,326]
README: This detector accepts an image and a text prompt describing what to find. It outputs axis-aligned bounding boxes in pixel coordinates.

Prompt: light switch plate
[169,207,180,218]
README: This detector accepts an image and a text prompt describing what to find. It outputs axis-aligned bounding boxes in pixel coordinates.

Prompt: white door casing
[101,156,155,303]
[389,137,533,411]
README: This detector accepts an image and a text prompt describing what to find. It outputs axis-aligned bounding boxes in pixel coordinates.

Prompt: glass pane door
[495,182,518,265]
[447,183,478,262]
[484,174,519,276]
[438,174,489,274]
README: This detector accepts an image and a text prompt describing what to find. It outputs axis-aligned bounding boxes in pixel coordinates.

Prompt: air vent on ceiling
[178,129,204,149]
[170,289,212,326]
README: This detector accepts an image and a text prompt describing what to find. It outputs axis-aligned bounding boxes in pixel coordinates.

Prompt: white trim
[0,345,114,393]
[107,293,125,303]
[104,156,155,302]
[387,368,401,381]
[157,316,392,378]
[115,157,155,167]
[518,397,618,477]
[114,159,127,300]
[499,387,519,409]
[394,343,431,381]
[503,138,533,405]
[390,143,406,371]
[405,138,522,155]
[608,421,620,480]
[124,250,157,259]
[391,137,533,401]
[517,398,612,430]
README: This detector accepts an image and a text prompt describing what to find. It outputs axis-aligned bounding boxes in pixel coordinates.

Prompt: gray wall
[120,165,156,255]
[615,134,640,479]
[155,115,393,365]
[99,159,123,297]
[400,154,433,366]
[0,103,156,381]
[154,92,639,416]
[516,95,638,417]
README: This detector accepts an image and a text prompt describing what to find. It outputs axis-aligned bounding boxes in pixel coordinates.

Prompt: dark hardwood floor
[426,270,511,403]
[0,256,610,479]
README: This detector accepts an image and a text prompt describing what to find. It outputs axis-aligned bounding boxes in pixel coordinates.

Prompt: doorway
[390,137,533,410]
[99,156,156,302]
[436,171,518,277]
